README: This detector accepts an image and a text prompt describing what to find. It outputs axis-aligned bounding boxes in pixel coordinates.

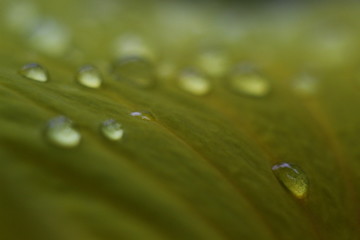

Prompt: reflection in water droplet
[272,162,309,199]
[45,116,81,148]
[196,50,228,78]
[100,119,124,141]
[19,63,49,82]
[177,69,211,96]
[28,19,71,56]
[130,111,155,121]
[76,65,102,88]
[293,73,318,95]
[113,56,155,88]
[228,65,270,97]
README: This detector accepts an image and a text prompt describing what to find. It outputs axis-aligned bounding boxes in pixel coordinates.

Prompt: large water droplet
[177,69,211,96]
[76,65,102,88]
[130,111,155,121]
[112,56,155,88]
[19,63,49,82]
[272,162,309,199]
[28,19,71,56]
[45,116,81,148]
[100,119,124,141]
[228,65,270,97]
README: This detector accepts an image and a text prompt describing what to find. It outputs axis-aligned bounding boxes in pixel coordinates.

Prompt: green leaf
[0,0,359,239]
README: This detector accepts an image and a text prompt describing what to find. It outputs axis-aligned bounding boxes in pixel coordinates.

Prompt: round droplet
[19,63,49,82]
[272,162,309,199]
[100,119,124,141]
[112,56,155,88]
[28,19,71,56]
[177,69,211,96]
[76,65,102,88]
[130,111,155,121]
[228,65,270,97]
[196,50,229,78]
[113,34,155,61]
[45,116,81,148]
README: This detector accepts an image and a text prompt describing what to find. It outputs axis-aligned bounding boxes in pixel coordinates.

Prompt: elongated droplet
[113,56,155,88]
[130,111,155,121]
[272,162,309,199]
[100,119,124,141]
[45,116,81,148]
[228,65,270,97]
[76,65,102,88]
[177,69,211,96]
[19,63,49,82]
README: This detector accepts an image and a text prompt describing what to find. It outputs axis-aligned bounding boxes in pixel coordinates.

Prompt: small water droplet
[76,65,102,88]
[272,162,309,199]
[196,50,229,78]
[113,34,155,61]
[228,65,270,97]
[177,69,211,96]
[28,19,71,56]
[100,119,124,141]
[19,63,49,82]
[130,111,155,121]
[112,56,155,88]
[45,116,81,148]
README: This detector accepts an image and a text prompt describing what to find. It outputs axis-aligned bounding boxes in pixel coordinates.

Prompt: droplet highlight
[130,111,155,121]
[228,65,270,97]
[45,116,81,148]
[177,69,211,96]
[76,65,102,88]
[19,63,49,82]
[100,119,124,141]
[272,162,309,199]
[113,56,155,88]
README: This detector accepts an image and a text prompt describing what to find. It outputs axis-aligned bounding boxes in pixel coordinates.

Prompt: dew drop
[272,162,309,199]
[196,50,228,78]
[28,19,71,56]
[100,119,124,141]
[19,63,49,82]
[112,56,155,88]
[130,111,155,121]
[113,34,155,61]
[76,65,102,88]
[228,65,270,97]
[177,69,211,96]
[45,116,81,148]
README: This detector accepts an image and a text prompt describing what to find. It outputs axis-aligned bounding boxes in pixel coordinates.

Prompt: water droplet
[130,111,155,121]
[272,162,309,199]
[45,116,81,148]
[76,65,102,88]
[112,56,155,88]
[19,63,49,82]
[113,34,155,61]
[177,69,211,96]
[293,73,318,95]
[100,119,124,141]
[196,50,229,78]
[228,65,270,97]
[28,19,71,56]
[5,1,40,34]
